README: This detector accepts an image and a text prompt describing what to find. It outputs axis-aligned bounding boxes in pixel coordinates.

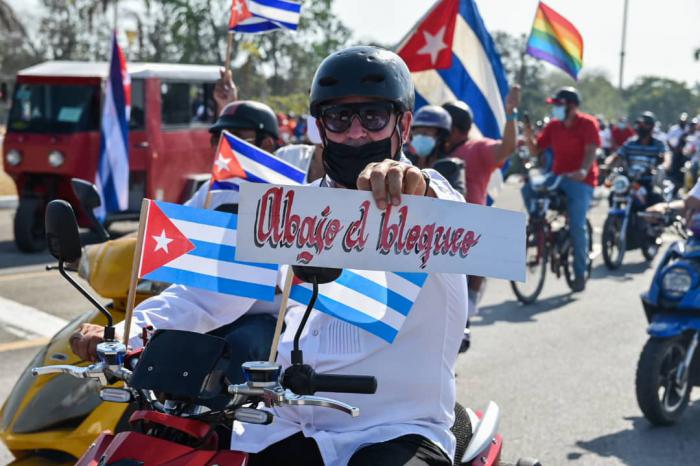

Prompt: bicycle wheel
[511,224,548,304]
[602,215,625,270]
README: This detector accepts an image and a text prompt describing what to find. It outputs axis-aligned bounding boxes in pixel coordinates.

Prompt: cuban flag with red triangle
[137,199,278,301]
[210,130,306,190]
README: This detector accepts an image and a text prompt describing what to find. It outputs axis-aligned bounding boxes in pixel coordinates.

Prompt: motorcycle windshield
[7,83,100,134]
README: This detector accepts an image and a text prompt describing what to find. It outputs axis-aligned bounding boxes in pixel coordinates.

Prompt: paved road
[1,182,699,465]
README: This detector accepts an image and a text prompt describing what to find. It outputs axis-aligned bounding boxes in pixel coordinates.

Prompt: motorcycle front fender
[648,314,700,338]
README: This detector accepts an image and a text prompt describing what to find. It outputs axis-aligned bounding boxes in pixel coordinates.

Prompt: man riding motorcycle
[71,45,467,466]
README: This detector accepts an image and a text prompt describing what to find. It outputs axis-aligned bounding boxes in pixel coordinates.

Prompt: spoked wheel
[563,219,593,289]
[635,337,692,425]
[602,215,625,270]
[510,225,547,305]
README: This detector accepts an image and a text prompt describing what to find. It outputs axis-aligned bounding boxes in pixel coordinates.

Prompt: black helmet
[442,101,473,132]
[309,46,415,117]
[546,87,580,106]
[412,105,452,132]
[637,111,656,126]
[209,100,279,139]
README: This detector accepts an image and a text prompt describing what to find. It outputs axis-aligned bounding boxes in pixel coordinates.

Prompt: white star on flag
[152,229,174,253]
[417,26,448,65]
[234,0,243,15]
[215,153,232,173]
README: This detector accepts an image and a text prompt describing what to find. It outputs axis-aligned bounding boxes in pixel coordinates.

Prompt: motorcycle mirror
[45,200,82,263]
[70,178,102,209]
[45,200,115,330]
[292,265,342,284]
[71,178,110,241]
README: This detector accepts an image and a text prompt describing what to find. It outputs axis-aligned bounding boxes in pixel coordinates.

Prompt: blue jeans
[522,175,593,278]
[208,313,277,384]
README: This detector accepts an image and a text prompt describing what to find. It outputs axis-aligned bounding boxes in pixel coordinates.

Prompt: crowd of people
[67,44,700,466]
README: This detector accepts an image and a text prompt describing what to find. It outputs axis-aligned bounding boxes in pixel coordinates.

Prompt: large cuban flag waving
[397,0,510,198]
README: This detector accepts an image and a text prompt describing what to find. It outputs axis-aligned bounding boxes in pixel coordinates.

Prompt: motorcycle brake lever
[32,363,109,385]
[281,389,359,417]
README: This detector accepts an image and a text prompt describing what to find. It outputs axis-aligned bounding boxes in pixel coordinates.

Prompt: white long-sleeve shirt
[118,167,469,466]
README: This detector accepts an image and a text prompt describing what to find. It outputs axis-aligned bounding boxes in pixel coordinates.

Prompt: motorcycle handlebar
[312,373,377,395]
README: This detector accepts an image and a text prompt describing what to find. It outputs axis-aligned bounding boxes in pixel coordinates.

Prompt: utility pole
[618,0,629,90]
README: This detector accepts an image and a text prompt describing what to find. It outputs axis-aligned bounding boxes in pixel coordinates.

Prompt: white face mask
[551,105,566,121]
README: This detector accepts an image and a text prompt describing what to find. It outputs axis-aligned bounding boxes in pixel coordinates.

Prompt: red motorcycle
[31,199,540,466]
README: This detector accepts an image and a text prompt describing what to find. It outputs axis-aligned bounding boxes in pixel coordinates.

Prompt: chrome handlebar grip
[227,383,359,417]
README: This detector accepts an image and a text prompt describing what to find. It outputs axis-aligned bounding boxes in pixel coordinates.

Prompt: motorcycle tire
[511,225,547,305]
[602,215,625,270]
[635,337,692,426]
[13,196,47,253]
[641,236,660,262]
[563,219,593,290]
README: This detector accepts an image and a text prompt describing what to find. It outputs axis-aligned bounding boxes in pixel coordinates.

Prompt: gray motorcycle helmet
[412,105,453,133]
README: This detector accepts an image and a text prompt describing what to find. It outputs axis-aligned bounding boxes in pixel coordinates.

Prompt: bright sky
[333,0,700,88]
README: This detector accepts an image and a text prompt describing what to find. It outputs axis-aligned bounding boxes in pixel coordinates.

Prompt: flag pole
[122,199,150,345]
[224,31,235,76]
[268,266,294,362]
[520,1,540,85]
[618,0,630,90]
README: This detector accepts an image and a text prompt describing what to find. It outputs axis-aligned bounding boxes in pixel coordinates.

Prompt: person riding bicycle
[523,87,600,292]
[409,105,465,195]
[72,45,467,466]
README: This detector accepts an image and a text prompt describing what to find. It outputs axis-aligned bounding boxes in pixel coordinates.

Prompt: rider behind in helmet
[410,105,465,196]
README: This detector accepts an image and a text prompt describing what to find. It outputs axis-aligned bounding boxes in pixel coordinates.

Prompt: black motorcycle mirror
[70,178,110,242]
[282,265,377,395]
[45,200,115,337]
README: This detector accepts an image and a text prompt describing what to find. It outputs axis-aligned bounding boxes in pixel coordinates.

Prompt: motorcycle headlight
[661,267,694,300]
[612,175,630,194]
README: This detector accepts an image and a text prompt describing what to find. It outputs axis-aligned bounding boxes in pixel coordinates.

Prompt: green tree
[624,77,700,126]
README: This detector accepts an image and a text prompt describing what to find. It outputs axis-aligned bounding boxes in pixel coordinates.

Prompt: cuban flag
[397,0,509,200]
[290,270,428,343]
[95,33,131,220]
[210,130,306,191]
[138,200,278,301]
[230,0,302,34]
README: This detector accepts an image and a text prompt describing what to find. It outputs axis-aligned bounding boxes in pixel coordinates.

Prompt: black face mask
[636,126,651,138]
[321,121,400,189]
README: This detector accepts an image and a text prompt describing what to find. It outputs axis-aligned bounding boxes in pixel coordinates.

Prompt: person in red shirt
[611,117,635,151]
[441,86,519,334]
[523,87,600,292]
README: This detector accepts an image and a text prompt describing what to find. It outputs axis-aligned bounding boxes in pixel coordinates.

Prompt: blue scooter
[636,212,700,425]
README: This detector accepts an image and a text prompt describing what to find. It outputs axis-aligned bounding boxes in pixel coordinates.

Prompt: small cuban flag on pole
[231,0,302,34]
[95,32,131,221]
[121,198,279,344]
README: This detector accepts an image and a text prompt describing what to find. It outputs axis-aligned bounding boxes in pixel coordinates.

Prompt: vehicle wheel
[510,225,547,305]
[635,337,692,425]
[13,197,46,253]
[641,236,660,261]
[602,215,625,270]
[563,220,593,289]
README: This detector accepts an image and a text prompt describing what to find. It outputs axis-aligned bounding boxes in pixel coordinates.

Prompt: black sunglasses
[320,102,396,133]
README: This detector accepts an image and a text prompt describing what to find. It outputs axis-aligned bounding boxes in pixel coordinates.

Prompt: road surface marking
[0,296,68,339]
[0,270,52,283]
[0,337,50,353]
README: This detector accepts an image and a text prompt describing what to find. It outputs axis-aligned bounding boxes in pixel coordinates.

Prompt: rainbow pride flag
[526,2,583,80]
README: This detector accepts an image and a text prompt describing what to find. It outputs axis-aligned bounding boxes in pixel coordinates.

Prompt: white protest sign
[236,184,526,281]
